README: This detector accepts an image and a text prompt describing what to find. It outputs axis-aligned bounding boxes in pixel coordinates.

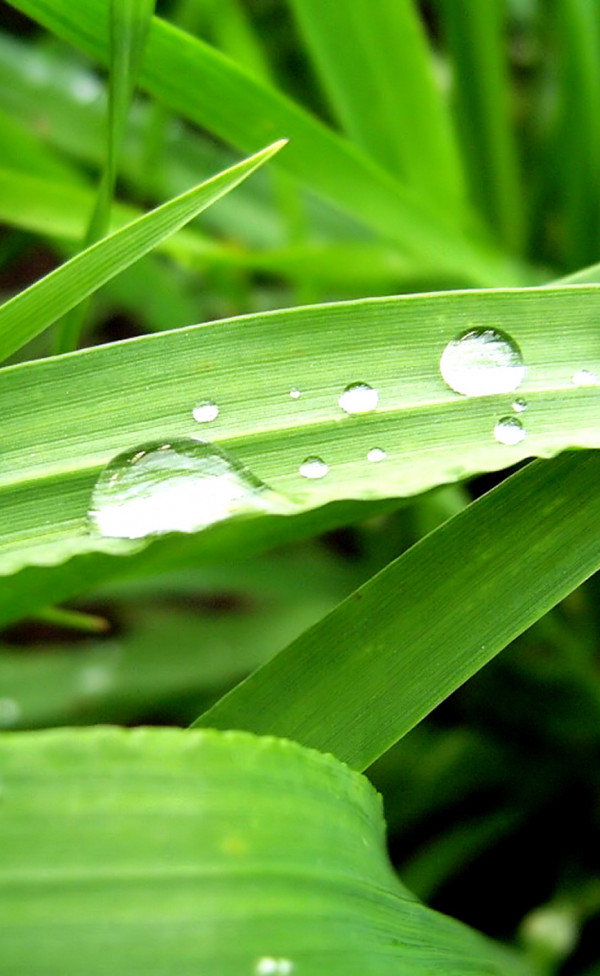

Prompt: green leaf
[438,0,523,250]
[1,283,600,575]
[196,450,600,769]
[0,726,533,975]
[9,0,526,285]
[289,0,466,210]
[0,139,285,362]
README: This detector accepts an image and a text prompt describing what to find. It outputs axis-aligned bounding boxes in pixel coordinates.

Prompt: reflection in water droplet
[192,400,219,423]
[89,438,285,539]
[512,398,527,413]
[440,328,526,396]
[338,382,379,415]
[255,959,294,975]
[367,448,387,462]
[289,388,301,400]
[299,456,329,479]
[0,698,21,727]
[572,369,599,387]
[494,416,527,446]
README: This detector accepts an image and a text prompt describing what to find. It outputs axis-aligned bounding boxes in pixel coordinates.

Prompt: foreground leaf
[196,451,600,769]
[1,284,600,574]
[0,726,532,975]
[0,140,285,362]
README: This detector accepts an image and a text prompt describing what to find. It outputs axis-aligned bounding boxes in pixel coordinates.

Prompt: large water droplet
[299,456,329,479]
[512,398,527,413]
[0,698,21,728]
[338,382,379,415]
[192,400,219,423]
[494,416,526,446]
[440,328,526,396]
[255,959,294,975]
[89,438,283,539]
[367,448,387,462]
[571,369,599,387]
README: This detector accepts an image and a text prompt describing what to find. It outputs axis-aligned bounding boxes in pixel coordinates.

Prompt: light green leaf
[1,283,600,575]
[289,0,466,209]
[0,139,285,362]
[9,0,526,285]
[196,450,600,769]
[0,726,533,975]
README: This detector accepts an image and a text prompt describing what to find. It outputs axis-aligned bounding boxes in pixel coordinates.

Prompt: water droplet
[289,389,301,400]
[494,416,527,446]
[571,369,599,387]
[512,398,527,413]
[299,456,329,479]
[367,448,387,462]
[0,698,20,728]
[89,438,282,539]
[338,382,379,415]
[192,400,219,423]
[440,328,526,396]
[255,959,294,975]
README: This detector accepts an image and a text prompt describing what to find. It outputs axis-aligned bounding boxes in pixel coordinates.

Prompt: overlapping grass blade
[289,0,466,211]
[1,283,600,575]
[0,140,285,361]
[196,450,600,769]
[9,0,526,285]
[438,0,523,251]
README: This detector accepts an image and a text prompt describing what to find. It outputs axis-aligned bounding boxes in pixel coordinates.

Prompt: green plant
[1,1,600,973]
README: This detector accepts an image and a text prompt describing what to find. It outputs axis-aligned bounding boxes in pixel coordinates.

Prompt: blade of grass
[289,0,466,211]
[9,0,528,285]
[437,0,523,251]
[196,450,600,769]
[0,140,286,362]
[56,0,157,353]
[1,283,600,575]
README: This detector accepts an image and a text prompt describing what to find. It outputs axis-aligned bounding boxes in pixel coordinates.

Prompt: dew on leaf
[338,382,378,415]
[299,456,329,479]
[512,398,527,413]
[440,328,526,396]
[571,369,599,387]
[367,448,387,462]
[192,400,219,423]
[494,416,527,446]
[89,438,285,539]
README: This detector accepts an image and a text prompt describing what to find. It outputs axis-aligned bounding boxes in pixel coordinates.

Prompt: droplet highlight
[289,388,301,400]
[512,398,527,413]
[89,438,283,540]
[571,369,599,387]
[494,416,527,446]
[338,382,379,415]
[255,959,294,976]
[192,400,219,423]
[440,328,526,396]
[367,448,387,462]
[299,456,329,479]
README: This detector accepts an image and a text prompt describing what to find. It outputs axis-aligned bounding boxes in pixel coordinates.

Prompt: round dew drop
[440,328,526,396]
[289,388,302,400]
[571,369,599,387]
[299,456,329,479]
[338,382,379,415]
[89,438,284,540]
[192,400,219,423]
[494,416,527,446]
[367,448,387,462]
[512,398,527,413]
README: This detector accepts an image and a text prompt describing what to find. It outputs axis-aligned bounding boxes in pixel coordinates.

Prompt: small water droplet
[255,959,294,975]
[512,398,527,413]
[299,456,329,479]
[571,369,599,387]
[289,388,301,400]
[440,328,526,396]
[0,698,20,728]
[338,382,379,415]
[89,438,283,539]
[367,448,387,462]
[494,416,527,446]
[192,400,219,423]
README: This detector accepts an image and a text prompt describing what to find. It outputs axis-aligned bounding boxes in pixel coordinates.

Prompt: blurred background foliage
[0,2,599,973]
